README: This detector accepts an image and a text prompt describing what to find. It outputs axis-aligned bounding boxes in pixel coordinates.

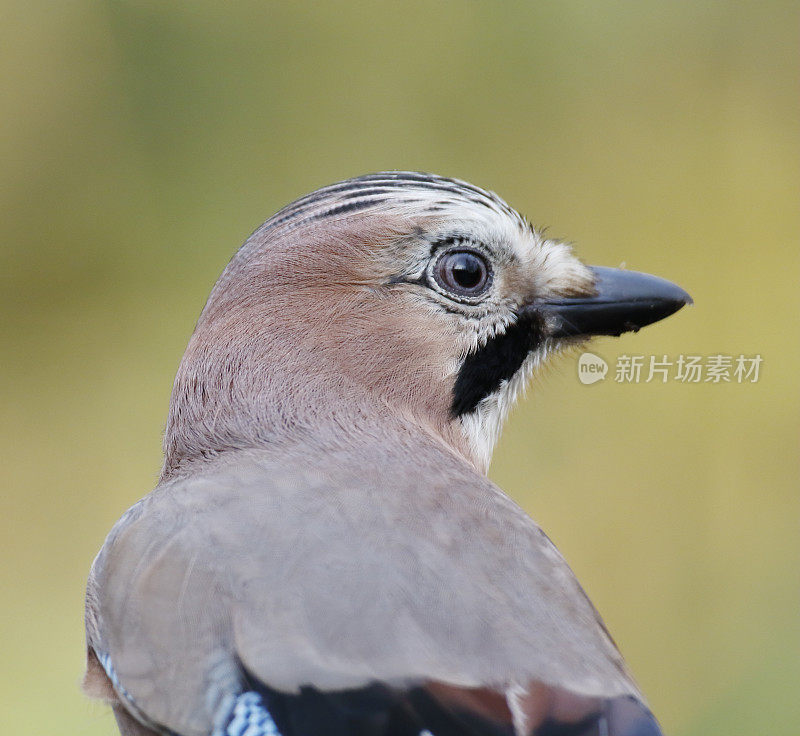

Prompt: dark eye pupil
[451,253,483,288]
[434,249,491,297]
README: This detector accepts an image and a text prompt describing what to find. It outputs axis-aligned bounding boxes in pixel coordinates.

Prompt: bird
[83,172,691,736]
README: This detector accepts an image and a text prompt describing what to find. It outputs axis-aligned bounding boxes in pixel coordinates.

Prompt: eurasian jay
[84,172,691,736]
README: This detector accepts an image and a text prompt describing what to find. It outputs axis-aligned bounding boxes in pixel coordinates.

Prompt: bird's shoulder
[86,443,640,736]
[91,440,567,618]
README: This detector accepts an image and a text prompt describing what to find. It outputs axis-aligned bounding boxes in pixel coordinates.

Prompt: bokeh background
[2,2,797,734]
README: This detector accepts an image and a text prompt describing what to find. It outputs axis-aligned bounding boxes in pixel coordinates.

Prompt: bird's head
[163,172,690,477]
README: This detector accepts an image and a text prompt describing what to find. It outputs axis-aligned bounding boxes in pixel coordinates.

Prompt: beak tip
[664,285,693,316]
[665,281,693,309]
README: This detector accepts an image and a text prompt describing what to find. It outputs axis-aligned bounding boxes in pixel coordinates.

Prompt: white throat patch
[458,345,551,474]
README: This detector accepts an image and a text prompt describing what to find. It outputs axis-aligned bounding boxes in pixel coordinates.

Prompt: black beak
[528,266,692,338]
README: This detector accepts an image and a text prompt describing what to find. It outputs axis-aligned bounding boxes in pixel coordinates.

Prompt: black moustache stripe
[451,315,546,417]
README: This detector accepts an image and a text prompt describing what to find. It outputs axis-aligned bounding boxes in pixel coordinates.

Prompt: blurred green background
[1,2,797,734]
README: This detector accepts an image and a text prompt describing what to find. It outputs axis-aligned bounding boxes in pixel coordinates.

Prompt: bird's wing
[86,446,660,736]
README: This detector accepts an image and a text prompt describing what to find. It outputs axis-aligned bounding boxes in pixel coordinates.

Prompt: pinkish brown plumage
[85,172,690,736]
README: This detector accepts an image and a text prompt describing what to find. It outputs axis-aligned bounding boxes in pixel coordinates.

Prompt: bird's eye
[433,250,492,299]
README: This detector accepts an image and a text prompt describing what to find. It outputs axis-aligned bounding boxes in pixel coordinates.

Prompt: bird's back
[86,431,651,736]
